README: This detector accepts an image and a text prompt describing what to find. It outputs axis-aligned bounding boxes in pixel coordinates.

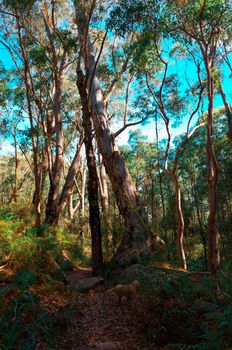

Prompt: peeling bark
[74,1,150,260]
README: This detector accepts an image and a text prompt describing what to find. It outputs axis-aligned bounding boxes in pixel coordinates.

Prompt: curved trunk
[173,175,187,270]
[75,2,150,258]
[56,143,84,221]
[90,81,149,254]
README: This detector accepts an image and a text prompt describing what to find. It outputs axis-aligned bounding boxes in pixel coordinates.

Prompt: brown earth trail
[55,268,164,350]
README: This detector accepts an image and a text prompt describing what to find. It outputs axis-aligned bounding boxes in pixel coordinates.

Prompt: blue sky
[116,46,232,146]
[0,40,231,154]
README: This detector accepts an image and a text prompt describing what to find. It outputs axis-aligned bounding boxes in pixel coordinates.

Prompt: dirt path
[55,268,163,350]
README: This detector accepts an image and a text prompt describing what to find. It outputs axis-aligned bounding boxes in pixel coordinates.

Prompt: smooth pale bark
[56,143,84,222]
[42,11,67,225]
[98,153,109,213]
[75,1,150,258]
[16,17,41,227]
[98,152,112,253]
[67,194,80,220]
[173,175,187,270]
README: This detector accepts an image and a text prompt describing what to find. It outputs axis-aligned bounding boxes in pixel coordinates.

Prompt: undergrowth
[0,207,89,349]
[141,271,232,350]
[0,288,55,349]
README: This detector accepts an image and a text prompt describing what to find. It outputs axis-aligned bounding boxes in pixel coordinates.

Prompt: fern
[0,290,55,349]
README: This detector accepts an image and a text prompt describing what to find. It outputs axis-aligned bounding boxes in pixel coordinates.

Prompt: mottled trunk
[173,175,187,270]
[77,69,103,275]
[98,152,112,252]
[17,18,41,228]
[89,86,148,254]
[98,153,109,212]
[75,2,150,258]
[56,143,84,222]
[45,75,64,224]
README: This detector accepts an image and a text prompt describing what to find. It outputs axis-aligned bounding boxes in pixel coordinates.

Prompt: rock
[93,341,121,350]
[119,264,170,294]
[73,277,104,293]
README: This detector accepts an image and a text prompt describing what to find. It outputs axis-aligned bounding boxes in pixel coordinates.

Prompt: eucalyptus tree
[109,0,232,276]
[0,0,44,226]
[122,130,160,230]
[74,0,153,262]
[162,0,232,277]
[0,0,85,227]
[76,59,103,274]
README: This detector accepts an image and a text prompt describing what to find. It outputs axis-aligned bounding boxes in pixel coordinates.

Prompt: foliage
[140,272,232,349]
[3,0,38,12]
[0,289,55,349]
[0,1,231,347]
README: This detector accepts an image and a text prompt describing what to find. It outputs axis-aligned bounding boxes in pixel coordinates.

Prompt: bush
[0,289,55,349]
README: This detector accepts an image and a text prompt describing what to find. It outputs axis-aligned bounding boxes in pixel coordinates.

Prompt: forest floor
[1,258,232,349]
[45,267,164,350]
[0,211,231,349]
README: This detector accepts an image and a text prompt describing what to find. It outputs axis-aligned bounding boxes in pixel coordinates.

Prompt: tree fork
[74,0,151,262]
[77,68,103,275]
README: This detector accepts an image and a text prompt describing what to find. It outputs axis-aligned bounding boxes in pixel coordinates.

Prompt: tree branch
[114,115,149,138]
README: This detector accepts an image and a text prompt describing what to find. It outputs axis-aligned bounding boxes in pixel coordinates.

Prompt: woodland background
[0,0,232,349]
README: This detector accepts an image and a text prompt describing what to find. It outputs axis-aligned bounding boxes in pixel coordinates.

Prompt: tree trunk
[192,179,207,269]
[56,142,84,221]
[68,194,74,220]
[81,163,86,217]
[77,69,103,275]
[75,1,150,260]
[11,131,18,203]
[205,61,220,278]
[155,116,166,217]
[173,174,187,270]
[98,153,109,213]
[16,18,41,228]
[98,152,112,253]
[45,74,64,224]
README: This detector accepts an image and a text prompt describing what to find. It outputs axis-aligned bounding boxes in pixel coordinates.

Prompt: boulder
[74,276,104,293]
[119,264,170,294]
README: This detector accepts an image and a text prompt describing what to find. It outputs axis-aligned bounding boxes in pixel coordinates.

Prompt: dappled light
[0,0,232,349]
